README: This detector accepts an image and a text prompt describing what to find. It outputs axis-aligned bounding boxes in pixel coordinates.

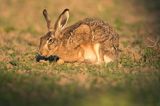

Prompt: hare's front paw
[57,59,64,64]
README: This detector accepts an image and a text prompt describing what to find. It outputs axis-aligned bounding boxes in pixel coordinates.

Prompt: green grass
[0,49,159,106]
[0,62,160,106]
[0,0,160,106]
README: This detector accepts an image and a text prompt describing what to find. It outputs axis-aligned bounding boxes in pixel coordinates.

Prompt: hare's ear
[43,9,52,31]
[54,9,69,31]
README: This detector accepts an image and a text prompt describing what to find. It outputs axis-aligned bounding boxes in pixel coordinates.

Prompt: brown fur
[39,9,119,64]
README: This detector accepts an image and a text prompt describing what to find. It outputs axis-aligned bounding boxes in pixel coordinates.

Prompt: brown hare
[38,9,119,64]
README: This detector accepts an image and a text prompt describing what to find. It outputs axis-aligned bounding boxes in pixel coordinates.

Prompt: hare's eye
[48,38,54,44]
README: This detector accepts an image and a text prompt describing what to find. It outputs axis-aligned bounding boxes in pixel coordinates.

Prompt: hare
[38,9,119,64]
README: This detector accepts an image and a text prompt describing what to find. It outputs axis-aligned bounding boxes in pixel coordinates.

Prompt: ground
[0,0,160,106]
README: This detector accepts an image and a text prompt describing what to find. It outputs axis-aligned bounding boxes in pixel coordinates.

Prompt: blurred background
[0,0,160,106]
[0,0,160,48]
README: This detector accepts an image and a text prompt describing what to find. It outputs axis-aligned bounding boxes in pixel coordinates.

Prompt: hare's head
[39,9,69,57]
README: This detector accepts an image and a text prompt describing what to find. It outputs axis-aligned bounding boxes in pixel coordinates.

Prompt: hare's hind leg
[103,55,113,63]
[99,44,113,64]
[93,43,113,64]
[81,43,108,64]
[81,43,97,63]
[93,43,104,64]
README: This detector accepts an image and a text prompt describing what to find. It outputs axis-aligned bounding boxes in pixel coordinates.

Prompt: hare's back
[62,18,119,48]
[64,18,118,39]
[83,18,118,43]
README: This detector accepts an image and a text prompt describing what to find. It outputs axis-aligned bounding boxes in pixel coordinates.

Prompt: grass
[0,0,160,106]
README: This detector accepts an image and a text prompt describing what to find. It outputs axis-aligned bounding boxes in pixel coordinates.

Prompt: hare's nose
[39,51,48,57]
[41,53,48,57]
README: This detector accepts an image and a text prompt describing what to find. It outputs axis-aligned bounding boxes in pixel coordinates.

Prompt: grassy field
[0,0,160,106]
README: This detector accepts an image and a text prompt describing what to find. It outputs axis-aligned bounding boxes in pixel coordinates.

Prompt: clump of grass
[104,62,117,72]
[9,52,17,59]
[141,47,160,69]
[9,60,18,66]
[0,62,7,71]
[142,48,156,59]
[119,54,137,68]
